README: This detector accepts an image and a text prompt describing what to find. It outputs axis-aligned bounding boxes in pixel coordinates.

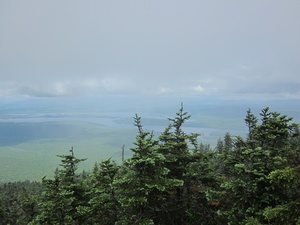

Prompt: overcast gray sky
[1,0,300,99]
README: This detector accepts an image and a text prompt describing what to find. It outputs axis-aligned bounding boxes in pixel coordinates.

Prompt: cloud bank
[1,0,300,99]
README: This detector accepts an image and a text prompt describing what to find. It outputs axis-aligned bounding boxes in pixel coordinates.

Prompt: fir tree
[31,148,87,224]
[245,108,258,140]
[216,108,300,224]
[115,114,183,225]
[85,159,120,224]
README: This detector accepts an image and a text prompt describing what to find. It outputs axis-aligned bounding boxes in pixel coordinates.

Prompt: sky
[1,0,300,99]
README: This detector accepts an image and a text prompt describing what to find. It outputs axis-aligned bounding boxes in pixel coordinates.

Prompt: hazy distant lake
[2,96,299,147]
[0,111,247,145]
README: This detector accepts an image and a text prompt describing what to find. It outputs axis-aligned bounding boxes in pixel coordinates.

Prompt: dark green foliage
[263,166,300,224]
[253,107,298,149]
[115,114,183,224]
[215,138,224,153]
[87,159,120,224]
[245,108,258,140]
[215,107,300,224]
[31,148,87,224]
[0,181,42,225]
[2,106,300,225]
[153,105,221,224]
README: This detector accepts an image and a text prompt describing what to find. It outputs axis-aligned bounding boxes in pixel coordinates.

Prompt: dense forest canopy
[1,106,300,224]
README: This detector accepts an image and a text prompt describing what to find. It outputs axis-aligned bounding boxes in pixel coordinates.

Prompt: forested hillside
[1,107,300,224]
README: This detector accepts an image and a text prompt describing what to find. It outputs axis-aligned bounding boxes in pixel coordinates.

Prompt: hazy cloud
[193,85,205,93]
[156,87,173,95]
[1,0,300,99]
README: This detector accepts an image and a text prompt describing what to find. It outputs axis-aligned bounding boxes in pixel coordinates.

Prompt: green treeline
[1,106,300,224]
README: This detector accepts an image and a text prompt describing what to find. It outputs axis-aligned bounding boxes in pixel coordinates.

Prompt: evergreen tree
[223,133,232,150]
[216,108,299,224]
[157,105,219,224]
[157,106,193,224]
[262,165,300,224]
[261,124,300,224]
[115,114,183,225]
[0,181,41,225]
[245,108,258,140]
[253,107,297,149]
[85,159,120,224]
[3,106,300,225]
[31,148,87,224]
[215,138,224,153]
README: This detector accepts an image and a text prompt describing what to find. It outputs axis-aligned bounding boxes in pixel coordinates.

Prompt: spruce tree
[115,114,182,225]
[85,159,120,224]
[157,105,218,224]
[216,108,299,224]
[31,148,87,224]
[245,108,258,141]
